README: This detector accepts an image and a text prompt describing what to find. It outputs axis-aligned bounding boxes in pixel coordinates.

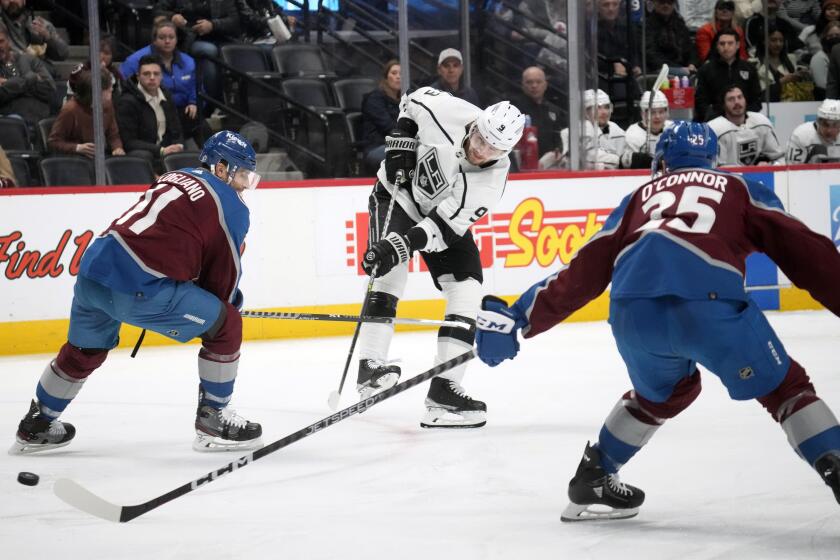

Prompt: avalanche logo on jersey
[415,148,449,200]
[830,185,840,248]
[738,140,758,165]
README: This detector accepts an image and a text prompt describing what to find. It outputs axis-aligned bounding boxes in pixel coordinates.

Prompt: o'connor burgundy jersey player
[476,121,840,521]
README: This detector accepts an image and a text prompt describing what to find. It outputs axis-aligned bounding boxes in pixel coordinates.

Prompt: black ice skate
[420,377,487,428]
[357,359,401,400]
[193,387,263,452]
[9,400,76,455]
[561,442,645,521]
[815,453,840,505]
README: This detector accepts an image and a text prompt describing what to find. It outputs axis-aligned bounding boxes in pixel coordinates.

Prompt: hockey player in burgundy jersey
[10,130,265,454]
[476,121,840,520]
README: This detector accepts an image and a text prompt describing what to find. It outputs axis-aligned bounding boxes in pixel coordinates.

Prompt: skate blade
[357,372,400,400]
[560,501,639,522]
[192,433,264,453]
[420,408,486,429]
[8,437,72,455]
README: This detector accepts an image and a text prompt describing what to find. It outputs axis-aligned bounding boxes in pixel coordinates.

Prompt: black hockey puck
[17,472,39,486]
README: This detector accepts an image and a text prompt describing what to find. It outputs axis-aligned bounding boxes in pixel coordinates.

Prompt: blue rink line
[744,171,779,311]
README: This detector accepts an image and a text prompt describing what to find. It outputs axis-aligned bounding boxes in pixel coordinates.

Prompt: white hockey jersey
[708,112,784,166]
[376,87,510,253]
[786,121,840,163]
[620,120,674,168]
[555,120,624,169]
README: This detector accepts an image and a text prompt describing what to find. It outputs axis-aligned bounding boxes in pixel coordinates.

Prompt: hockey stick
[327,170,404,411]
[645,63,670,162]
[53,349,475,523]
[241,310,465,328]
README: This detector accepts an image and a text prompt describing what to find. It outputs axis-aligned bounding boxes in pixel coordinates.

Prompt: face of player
[597,104,611,127]
[465,126,505,166]
[153,26,178,56]
[817,118,840,143]
[723,88,746,120]
[385,64,400,93]
[716,34,739,62]
[137,63,162,95]
[215,163,261,192]
[645,107,668,133]
[522,68,547,103]
[438,58,463,90]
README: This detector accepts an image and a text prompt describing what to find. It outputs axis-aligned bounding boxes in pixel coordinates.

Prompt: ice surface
[1,311,838,559]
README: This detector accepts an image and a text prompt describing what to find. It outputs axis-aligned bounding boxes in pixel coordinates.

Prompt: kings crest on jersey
[376,87,511,253]
[79,167,249,303]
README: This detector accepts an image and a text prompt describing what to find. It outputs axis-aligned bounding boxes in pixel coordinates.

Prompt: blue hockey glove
[231,289,244,311]
[475,295,527,367]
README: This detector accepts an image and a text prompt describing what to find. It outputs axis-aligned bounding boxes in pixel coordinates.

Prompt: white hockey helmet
[476,100,526,152]
[584,89,612,108]
[640,90,669,110]
[817,99,840,121]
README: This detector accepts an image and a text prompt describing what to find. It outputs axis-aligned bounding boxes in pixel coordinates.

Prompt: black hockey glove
[629,152,653,169]
[807,144,829,163]
[362,232,412,277]
[384,118,419,185]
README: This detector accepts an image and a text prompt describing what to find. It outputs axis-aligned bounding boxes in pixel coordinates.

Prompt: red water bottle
[519,115,539,171]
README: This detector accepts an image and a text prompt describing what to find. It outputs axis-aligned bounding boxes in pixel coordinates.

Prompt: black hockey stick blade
[240,310,465,328]
[53,349,476,523]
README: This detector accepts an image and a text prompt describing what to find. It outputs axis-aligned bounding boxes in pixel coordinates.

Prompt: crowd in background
[3,0,840,188]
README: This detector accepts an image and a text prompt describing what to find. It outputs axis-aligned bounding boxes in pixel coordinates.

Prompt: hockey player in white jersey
[620,90,672,169]
[708,85,784,166]
[787,99,840,163]
[358,87,525,428]
[546,89,624,170]
[588,88,626,159]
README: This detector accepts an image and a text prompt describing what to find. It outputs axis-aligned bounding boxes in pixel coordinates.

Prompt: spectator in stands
[734,0,763,23]
[753,26,815,100]
[121,21,198,140]
[236,0,296,46]
[644,0,697,74]
[65,36,123,104]
[429,48,481,106]
[778,0,822,29]
[697,1,750,62]
[360,59,400,172]
[512,66,561,158]
[48,67,125,159]
[0,22,54,133]
[154,0,242,115]
[745,0,805,52]
[787,98,840,161]
[680,0,719,32]
[811,20,840,97]
[694,29,762,120]
[0,145,16,187]
[515,0,568,73]
[598,0,641,103]
[116,54,184,169]
[708,85,784,165]
[0,0,68,63]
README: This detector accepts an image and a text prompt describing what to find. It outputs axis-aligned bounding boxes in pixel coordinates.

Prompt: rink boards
[1,165,838,356]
